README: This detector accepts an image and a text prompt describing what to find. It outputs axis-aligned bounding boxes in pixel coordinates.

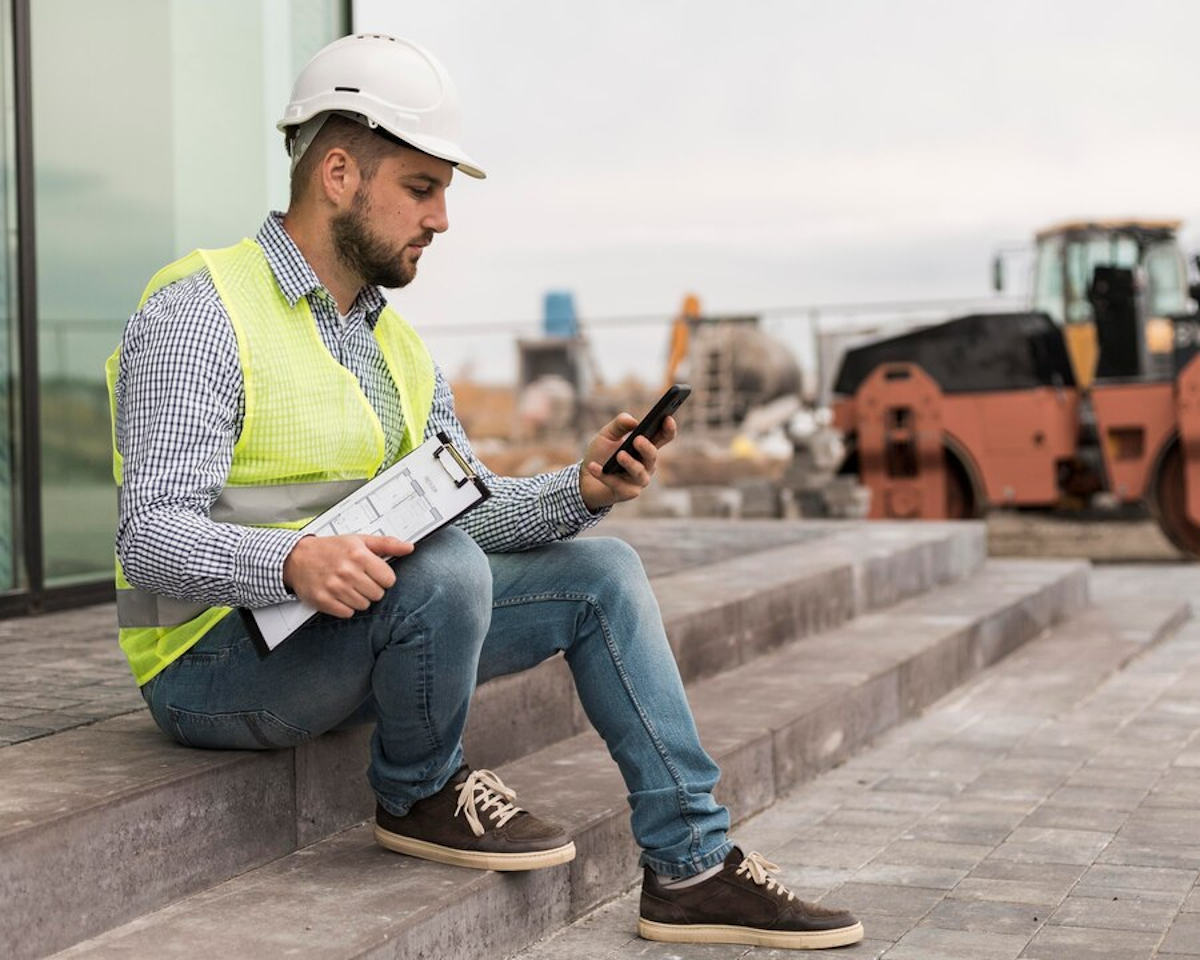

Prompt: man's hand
[282,534,414,618]
[579,412,678,512]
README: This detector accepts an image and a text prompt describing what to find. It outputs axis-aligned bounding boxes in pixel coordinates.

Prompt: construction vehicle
[832,219,1200,555]
[664,295,802,434]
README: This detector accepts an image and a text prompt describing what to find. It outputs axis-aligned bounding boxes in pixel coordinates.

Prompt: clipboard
[241,431,490,652]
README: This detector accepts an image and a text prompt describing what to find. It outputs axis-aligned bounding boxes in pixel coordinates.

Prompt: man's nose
[423,195,449,234]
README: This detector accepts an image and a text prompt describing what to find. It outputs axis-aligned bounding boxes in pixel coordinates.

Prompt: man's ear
[319,147,360,205]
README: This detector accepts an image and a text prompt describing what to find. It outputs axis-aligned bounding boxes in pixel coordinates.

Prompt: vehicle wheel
[1152,442,1200,558]
[838,445,978,519]
[944,450,979,519]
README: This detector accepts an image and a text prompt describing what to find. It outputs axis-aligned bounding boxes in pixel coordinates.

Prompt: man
[110,33,862,950]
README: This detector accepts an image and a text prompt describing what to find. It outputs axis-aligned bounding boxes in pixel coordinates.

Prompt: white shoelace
[735,851,797,902]
[453,769,524,837]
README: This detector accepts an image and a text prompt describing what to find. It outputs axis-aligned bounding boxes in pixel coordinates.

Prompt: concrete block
[1159,914,1200,956]
[663,592,753,684]
[487,734,641,920]
[2,740,295,960]
[1051,895,1181,933]
[885,925,1029,960]
[687,485,742,518]
[1022,805,1130,834]
[294,725,373,847]
[53,827,573,960]
[709,728,776,826]
[989,827,1113,866]
[1021,924,1161,960]
[853,861,970,890]
[381,866,572,960]
[950,859,1086,908]
[773,673,901,793]
[1096,838,1200,870]
[851,523,987,614]
[920,898,1047,936]
[655,545,857,685]
[898,628,973,718]
[827,881,947,920]
[464,656,579,768]
[771,838,885,871]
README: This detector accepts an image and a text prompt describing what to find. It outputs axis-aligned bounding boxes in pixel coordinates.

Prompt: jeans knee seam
[492,590,588,609]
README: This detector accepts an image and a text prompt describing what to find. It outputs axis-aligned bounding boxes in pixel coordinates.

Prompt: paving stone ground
[514,567,1200,960]
[0,603,135,745]
[0,520,831,745]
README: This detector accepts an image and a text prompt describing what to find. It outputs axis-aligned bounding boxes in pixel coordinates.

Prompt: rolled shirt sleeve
[425,366,609,552]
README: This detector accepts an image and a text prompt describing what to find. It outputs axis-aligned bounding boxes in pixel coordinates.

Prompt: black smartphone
[602,384,691,475]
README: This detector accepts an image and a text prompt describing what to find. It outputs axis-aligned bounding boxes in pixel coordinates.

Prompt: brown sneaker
[638,847,864,950]
[373,766,576,871]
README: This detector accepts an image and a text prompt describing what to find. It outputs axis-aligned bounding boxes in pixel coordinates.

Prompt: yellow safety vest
[105,239,435,685]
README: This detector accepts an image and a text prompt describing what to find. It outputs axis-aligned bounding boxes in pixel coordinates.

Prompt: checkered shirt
[114,212,604,608]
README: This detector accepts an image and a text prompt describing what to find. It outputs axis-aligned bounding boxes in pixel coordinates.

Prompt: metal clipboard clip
[433,437,476,489]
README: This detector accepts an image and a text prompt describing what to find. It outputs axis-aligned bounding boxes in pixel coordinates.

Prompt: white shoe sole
[373,826,577,872]
[638,917,865,950]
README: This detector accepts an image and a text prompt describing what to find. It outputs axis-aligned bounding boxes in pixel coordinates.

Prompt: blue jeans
[140,527,733,876]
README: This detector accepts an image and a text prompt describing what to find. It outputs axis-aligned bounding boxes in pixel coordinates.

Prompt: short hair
[286,114,403,206]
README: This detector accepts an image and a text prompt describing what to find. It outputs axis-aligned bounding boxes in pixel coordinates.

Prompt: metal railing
[413,293,1027,404]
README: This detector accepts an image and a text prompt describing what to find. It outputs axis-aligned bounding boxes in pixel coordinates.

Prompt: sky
[353,0,1200,387]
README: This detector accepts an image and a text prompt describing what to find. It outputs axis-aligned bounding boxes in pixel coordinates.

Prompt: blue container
[543,290,578,338]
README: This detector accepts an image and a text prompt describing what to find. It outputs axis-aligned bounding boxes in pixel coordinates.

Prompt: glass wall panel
[31,0,347,585]
[0,0,18,594]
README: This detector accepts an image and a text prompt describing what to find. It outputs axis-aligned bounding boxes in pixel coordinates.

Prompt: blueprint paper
[247,435,487,649]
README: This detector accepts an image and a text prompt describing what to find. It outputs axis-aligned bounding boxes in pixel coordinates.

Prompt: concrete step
[468,520,986,769]
[0,520,982,960]
[46,557,1090,960]
[512,566,1196,960]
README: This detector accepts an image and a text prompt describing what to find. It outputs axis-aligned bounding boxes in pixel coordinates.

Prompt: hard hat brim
[392,129,486,180]
[277,110,485,180]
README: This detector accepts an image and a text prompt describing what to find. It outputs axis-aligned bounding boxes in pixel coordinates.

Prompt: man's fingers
[613,450,651,487]
[600,412,639,441]
[631,436,659,473]
[315,572,381,617]
[284,534,411,618]
[317,566,383,614]
[361,535,414,558]
[314,592,357,619]
[650,415,678,447]
[345,564,389,601]
[338,583,376,611]
[586,455,648,497]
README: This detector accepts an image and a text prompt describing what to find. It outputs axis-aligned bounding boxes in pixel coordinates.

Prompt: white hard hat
[278,33,485,179]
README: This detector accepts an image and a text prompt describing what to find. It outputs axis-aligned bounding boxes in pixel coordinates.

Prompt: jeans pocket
[166,705,311,750]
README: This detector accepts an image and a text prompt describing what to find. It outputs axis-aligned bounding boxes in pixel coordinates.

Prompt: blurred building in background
[0,0,351,616]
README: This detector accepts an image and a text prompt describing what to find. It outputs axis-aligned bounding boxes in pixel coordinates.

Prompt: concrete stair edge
[466,520,986,770]
[0,523,983,960]
[42,558,1112,960]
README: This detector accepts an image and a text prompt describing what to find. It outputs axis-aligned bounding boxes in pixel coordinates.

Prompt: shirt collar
[256,212,388,324]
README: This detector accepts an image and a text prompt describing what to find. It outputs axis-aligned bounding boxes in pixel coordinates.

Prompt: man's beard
[331,188,420,290]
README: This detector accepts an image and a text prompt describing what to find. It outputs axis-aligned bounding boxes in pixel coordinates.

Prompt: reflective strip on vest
[211,479,367,525]
[116,590,209,629]
[115,477,366,629]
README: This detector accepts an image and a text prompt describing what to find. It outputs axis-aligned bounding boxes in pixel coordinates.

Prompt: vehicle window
[1033,235,1064,325]
[1064,236,1138,324]
[1144,241,1187,315]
